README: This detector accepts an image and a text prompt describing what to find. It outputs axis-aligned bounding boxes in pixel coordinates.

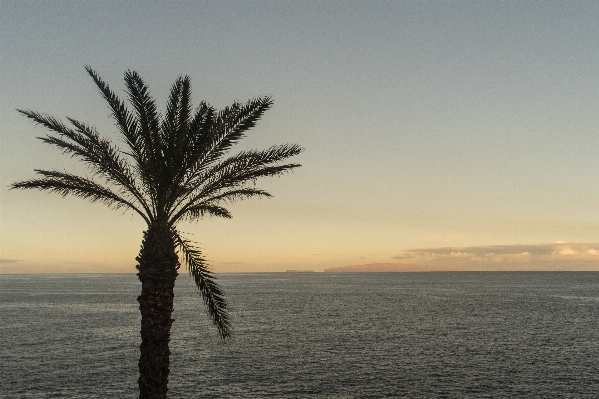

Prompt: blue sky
[2,1,599,272]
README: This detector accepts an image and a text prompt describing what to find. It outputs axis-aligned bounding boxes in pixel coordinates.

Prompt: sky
[2,1,599,273]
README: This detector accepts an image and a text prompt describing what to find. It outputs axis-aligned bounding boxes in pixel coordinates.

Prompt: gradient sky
[2,2,599,273]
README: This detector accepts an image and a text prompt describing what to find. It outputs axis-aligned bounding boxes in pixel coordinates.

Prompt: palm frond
[11,170,150,224]
[124,70,162,169]
[188,101,215,151]
[160,76,195,212]
[203,188,273,203]
[169,162,299,224]
[85,66,158,213]
[173,230,231,340]
[174,76,192,145]
[17,109,154,221]
[165,101,215,202]
[84,66,144,166]
[184,96,272,181]
[183,204,232,220]
[202,162,301,198]
[162,75,192,150]
[17,109,75,137]
[162,77,183,140]
[189,144,303,188]
[66,117,149,197]
[187,101,215,157]
[169,144,302,222]
[173,188,272,224]
[206,97,272,164]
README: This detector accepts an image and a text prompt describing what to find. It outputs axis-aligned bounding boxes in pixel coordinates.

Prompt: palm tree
[11,67,303,399]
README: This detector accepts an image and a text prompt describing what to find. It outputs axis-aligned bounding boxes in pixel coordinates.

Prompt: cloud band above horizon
[390,242,599,271]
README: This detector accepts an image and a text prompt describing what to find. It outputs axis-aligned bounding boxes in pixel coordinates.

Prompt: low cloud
[558,248,577,256]
[392,243,599,271]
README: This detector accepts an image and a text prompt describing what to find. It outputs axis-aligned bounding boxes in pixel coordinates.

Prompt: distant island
[324,263,425,272]
[286,270,316,273]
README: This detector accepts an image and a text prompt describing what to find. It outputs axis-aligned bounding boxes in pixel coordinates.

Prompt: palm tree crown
[12,67,303,339]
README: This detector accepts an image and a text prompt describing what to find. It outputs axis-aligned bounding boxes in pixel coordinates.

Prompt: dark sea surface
[1,272,599,398]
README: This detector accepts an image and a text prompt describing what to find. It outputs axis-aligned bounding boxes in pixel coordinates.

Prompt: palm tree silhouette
[11,67,303,399]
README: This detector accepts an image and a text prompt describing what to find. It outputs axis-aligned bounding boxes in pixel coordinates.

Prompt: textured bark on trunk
[136,224,179,399]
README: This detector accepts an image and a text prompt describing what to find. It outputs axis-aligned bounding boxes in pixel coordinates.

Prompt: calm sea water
[1,272,599,398]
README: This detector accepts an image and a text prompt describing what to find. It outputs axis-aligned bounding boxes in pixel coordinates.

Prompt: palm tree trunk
[136,224,179,399]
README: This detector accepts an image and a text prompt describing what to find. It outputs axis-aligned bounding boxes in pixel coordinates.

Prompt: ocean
[1,272,599,398]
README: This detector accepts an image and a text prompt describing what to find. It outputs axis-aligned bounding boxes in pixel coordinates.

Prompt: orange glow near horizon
[3,3,599,274]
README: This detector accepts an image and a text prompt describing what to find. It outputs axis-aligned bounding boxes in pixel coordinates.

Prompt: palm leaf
[184,96,272,183]
[66,117,152,211]
[169,162,299,224]
[188,144,303,190]
[85,66,144,167]
[165,101,215,206]
[173,230,231,340]
[169,144,302,222]
[183,204,232,220]
[124,70,162,170]
[10,170,150,224]
[194,162,301,203]
[160,76,195,212]
[171,188,271,224]
[17,109,154,221]
[85,66,158,212]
